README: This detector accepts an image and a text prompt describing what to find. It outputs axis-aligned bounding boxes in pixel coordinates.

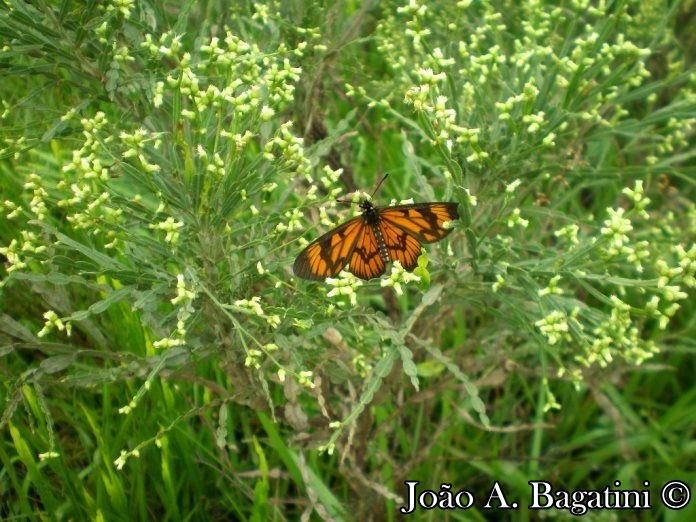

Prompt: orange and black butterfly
[293,190,459,281]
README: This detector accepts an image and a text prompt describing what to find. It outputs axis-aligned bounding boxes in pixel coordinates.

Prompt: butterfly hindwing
[378,217,423,271]
[349,220,386,280]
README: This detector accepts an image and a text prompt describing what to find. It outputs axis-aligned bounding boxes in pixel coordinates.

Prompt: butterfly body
[360,199,391,265]
[293,199,459,281]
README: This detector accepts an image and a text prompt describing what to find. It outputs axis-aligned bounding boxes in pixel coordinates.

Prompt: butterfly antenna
[336,174,389,205]
[371,173,389,199]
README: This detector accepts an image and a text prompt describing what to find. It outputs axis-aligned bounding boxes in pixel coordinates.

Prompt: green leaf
[397,344,420,391]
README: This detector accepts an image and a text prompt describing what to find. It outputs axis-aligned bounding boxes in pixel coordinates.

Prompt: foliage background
[1,0,695,520]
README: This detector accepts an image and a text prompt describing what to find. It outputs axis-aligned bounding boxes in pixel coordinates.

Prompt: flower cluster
[325,272,364,307]
[37,310,72,339]
[381,261,421,296]
[234,297,281,328]
[369,0,657,181]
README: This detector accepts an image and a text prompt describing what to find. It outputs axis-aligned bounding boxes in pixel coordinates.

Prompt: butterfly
[293,196,459,281]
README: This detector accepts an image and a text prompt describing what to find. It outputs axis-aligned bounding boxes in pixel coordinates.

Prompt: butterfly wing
[348,220,386,280]
[376,218,423,271]
[293,216,365,280]
[378,203,459,271]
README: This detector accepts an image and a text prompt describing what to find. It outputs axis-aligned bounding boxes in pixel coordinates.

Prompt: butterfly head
[358,198,380,224]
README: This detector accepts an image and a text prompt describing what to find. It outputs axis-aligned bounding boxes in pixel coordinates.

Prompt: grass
[1,0,696,520]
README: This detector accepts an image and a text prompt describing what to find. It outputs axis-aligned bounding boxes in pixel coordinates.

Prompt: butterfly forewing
[293,200,459,281]
[293,217,363,280]
[379,203,459,243]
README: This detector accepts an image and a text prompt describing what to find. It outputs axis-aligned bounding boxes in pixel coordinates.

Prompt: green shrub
[1,0,695,519]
